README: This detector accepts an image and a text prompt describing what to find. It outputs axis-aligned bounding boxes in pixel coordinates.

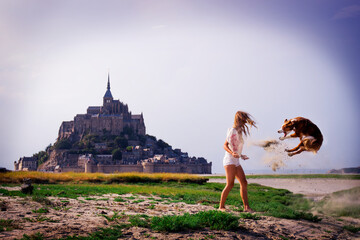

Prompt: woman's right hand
[232,153,240,158]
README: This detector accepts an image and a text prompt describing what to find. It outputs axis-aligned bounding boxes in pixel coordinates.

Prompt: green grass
[23,215,59,223]
[0,219,21,232]
[101,211,124,222]
[343,225,360,233]
[209,174,360,179]
[114,197,126,202]
[32,207,49,214]
[1,181,319,221]
[149,210,240,232]
[129,214,150,228]
[17,232,44,240]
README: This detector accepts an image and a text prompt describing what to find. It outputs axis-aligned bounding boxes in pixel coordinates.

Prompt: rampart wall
[83,162,212,174]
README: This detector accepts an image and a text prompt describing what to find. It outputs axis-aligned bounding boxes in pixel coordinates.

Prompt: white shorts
[223,153,240,167]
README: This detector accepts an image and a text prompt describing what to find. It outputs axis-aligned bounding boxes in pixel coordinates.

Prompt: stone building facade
[58,75,146,140]
[14,157,38,171]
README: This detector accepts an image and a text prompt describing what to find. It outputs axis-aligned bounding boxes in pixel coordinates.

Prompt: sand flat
[208,178,360,198]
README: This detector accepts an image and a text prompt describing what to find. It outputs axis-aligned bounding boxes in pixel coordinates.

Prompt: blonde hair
[233,111,257,136]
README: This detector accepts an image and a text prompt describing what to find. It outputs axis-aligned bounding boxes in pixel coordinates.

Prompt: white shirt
[223,128,244,162]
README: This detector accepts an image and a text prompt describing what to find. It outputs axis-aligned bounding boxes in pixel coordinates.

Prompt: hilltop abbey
[59,75,146,141]
[15,75,211,174]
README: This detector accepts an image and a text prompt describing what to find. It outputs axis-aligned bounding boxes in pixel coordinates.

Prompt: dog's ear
[284,119,288,122]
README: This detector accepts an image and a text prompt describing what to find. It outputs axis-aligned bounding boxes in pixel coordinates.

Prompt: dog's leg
[288,147,306,157]
[285,140,303,153]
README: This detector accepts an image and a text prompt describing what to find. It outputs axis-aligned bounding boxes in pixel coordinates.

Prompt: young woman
[219,111,256,212]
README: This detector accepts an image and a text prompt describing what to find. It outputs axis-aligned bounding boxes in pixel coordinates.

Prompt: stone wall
[143,162,212,174]
[85,163,143,173]
[84,162,212,174]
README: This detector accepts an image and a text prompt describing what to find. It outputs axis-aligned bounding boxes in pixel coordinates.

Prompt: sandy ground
[0,180,359,239]
[209,178,360,200]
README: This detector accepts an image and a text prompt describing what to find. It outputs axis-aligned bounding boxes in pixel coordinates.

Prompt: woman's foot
[243,208,254,213]
[218,207,227,212]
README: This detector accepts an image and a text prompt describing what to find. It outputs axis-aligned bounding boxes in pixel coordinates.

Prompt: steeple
[104,73,113,99]
[107,73,110,90]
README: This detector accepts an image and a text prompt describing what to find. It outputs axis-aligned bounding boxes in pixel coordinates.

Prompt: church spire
[104,73,113,99]
[107,73,110,90]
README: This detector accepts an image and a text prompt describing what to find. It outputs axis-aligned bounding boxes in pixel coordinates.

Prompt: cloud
[333,5,360,20]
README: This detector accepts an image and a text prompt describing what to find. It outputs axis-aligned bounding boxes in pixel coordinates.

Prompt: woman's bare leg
[219,165,236,210]
[235,165,252,212]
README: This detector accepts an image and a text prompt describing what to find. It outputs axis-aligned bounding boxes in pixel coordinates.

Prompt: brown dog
[278,117,323,157]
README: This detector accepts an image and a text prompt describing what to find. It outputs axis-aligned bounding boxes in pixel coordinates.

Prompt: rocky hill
[327,166,360,174]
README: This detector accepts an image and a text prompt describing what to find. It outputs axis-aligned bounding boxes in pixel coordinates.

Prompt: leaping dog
[278,117,323,157]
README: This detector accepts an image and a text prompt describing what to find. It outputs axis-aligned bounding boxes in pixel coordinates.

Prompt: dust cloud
[314,187,360,217]
[251,139,290,171]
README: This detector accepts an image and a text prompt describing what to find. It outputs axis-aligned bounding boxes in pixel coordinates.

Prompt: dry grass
[0,171,208,184]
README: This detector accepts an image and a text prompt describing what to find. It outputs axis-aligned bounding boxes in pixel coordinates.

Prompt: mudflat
[209,178,360,199]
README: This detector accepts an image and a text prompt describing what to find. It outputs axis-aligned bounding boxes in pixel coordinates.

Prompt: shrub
[54,139,72,150]
[114,137,128,149]
[156,139,171,150]
[32,151,49,166]
[112,148,122,160]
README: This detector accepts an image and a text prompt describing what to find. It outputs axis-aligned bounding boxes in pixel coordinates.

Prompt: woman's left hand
[241,154,249,160]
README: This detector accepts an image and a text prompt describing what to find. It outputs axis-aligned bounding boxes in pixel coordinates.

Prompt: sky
[0,0,359,174]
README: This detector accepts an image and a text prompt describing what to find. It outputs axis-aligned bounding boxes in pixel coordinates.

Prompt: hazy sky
[1,0,359,173]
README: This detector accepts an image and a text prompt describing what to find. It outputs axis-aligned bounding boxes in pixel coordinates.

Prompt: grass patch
[18,232,44,240]
[147,204,155,209]
[101,211,124,222]
[84,197,97,201]
[150,210,240,232]
[128,211,240,232]
[24,215,59,223]
[129,214,150,228]
[0,219,21,232]
[239,212,260,220]
[32,208,49,214]
[343,225,360,233]
[114,197,126,202]
[125,196,136,200]
[0,172,208,184]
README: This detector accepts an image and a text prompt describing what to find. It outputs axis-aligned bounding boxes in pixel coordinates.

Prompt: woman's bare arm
[224,140,249,160]
[223,140,240,158]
